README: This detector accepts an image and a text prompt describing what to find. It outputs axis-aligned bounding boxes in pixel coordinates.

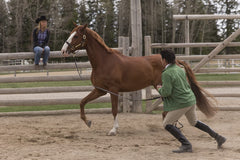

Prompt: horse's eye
[74,35,78,39]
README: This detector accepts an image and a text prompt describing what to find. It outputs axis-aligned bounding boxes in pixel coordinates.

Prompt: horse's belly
[119,73,153,92]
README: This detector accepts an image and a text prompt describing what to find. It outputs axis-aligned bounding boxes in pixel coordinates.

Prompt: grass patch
[0,103,111,112]
[0,80,92,88]
[195,73,240,81]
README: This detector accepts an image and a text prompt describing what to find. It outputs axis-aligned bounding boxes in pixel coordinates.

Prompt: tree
[6,0,52,52]
[3,0,233,58]
[78,0,91,25]
[84,0,117,47]
[142,0,173,54]
[53,0,79,51]
[216,0,240,54]
[8,0,26,52]
[0,0,9,52]
[172,0,220,55]
[102,0,117,47]
[117,0,130,37]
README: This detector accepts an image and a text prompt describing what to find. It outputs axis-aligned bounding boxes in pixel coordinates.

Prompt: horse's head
[61,24,88,56]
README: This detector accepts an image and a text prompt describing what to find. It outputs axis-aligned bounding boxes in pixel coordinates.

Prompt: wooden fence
[0,36,240,114]
[0,37,130,108]
[0,37,141,116]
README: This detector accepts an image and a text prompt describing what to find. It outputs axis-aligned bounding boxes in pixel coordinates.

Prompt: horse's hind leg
[80,88,106,127]
[108,94,119,136]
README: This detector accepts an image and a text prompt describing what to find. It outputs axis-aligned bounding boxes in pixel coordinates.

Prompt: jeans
[33,46,50,65]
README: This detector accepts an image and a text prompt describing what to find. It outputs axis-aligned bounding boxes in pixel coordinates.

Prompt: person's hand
[63,52,69,57]
[41,48,44,53]
[157,85,162,90]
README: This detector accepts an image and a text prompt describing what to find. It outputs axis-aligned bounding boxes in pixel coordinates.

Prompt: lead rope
[73,56,161,102]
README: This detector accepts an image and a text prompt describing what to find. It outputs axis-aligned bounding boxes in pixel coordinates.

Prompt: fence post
[144,36,152,112]
[122,37,131,112]
[118,36,131,113]
[185,18,190,58]
[130,0,143,113]
[118,36,124,111]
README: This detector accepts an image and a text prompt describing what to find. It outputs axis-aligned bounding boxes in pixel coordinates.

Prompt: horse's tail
[177,60,217,118]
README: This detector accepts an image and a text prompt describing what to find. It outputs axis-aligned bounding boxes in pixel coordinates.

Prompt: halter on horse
[61,24,217,136]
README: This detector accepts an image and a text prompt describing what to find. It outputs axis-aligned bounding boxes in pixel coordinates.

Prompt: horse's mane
[86,28,113,54]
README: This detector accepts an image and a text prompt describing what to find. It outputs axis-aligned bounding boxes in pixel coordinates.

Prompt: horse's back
[143,54,162,68]
[116,54,163,90]
[143,54,163,86]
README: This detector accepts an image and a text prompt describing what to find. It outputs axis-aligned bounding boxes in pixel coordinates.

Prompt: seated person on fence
[33,16,50,66]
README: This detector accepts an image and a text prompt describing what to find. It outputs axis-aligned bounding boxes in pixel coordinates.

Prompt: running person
[158,49,226,153]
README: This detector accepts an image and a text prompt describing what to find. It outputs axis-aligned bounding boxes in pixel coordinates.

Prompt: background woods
[0,0,240,55]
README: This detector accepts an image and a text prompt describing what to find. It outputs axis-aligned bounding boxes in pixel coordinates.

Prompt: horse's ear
[73,21,78,27]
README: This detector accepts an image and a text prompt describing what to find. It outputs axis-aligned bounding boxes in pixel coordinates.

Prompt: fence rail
[173,14,240,20]
[177,54,240,60]
[0,75,91,83]
[152,42,240,48]
[0,62,91,72]
[197,68,240,73]
[0,97,110,106]
[199,81,240,86]
[0,48,125,60]
[1,55,240,73]
[0,81,239,95]
[151,93,240,98]
[0,50,86,60]
[0,108,113,117]
[0,86,94,94]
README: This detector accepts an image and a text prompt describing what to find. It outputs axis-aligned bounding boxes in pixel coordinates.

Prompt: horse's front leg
[108,94,119,136]
[80,88,106,127]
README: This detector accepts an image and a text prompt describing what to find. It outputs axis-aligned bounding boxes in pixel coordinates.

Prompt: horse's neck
[86,37,109,68]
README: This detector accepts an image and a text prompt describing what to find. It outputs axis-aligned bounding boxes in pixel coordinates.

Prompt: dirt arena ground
[0,70,239,159]
[0,110,239,160]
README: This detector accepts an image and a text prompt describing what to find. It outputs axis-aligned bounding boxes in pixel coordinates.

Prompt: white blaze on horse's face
[61,31,77,55]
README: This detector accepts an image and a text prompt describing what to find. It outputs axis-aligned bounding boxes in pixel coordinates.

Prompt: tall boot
[195,121,226,148]
[165,124,192,153]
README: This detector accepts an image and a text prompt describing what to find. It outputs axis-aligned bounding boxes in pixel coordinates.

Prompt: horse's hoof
[107,132,116,136]
[107,130,117,136]
[86,120,92,128]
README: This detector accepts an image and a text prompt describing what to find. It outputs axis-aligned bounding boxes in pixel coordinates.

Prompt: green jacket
[158,64,196,111]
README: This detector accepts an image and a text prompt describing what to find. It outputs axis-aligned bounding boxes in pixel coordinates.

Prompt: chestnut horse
[61,24,216,135]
